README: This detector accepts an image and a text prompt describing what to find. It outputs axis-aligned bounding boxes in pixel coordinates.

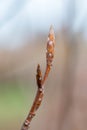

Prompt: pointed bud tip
[49,25,54,35]
[37,64,40,69]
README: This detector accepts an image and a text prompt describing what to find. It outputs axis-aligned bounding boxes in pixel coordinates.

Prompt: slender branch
[21,25,55,130]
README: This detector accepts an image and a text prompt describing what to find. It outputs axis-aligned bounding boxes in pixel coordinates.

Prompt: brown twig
[21,25,55,130]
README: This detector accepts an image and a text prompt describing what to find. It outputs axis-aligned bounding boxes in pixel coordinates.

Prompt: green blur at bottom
[0,82,34,130]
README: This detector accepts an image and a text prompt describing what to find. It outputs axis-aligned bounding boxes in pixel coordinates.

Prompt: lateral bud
[36,64,42,88]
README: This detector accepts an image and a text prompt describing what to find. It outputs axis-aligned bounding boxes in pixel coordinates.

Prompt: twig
[21,25,55,130]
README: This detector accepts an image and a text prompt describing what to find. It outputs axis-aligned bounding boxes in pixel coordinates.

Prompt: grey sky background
[0,0,87,49]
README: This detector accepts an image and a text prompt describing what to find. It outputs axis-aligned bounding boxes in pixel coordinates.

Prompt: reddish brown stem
[21,25,55,130]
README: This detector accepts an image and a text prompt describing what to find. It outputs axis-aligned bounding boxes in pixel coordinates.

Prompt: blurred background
[0,0,87,130]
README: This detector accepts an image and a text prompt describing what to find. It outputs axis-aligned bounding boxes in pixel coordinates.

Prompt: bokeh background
[0,0,87,130]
